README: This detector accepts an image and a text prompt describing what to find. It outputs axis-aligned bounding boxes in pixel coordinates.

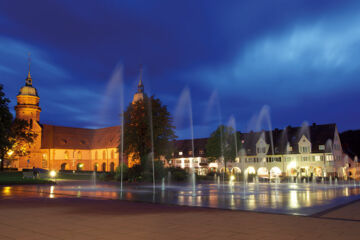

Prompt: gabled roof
[240,123,336,155]
[41,124,121,149]
[173,138,208,158]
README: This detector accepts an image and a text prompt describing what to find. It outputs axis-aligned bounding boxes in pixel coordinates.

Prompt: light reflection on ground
[1,181,360,216]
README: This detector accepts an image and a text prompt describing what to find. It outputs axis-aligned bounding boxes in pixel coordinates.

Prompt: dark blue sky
[1,0,360,139]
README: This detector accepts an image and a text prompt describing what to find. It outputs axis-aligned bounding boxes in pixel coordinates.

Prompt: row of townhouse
[171,123,353,178]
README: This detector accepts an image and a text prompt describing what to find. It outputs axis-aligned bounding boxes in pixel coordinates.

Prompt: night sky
[1,0,360,139]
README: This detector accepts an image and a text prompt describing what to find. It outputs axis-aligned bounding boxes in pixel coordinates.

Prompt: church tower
[132,66,145,104]
[15,68,41,122]
[14,61,43,169]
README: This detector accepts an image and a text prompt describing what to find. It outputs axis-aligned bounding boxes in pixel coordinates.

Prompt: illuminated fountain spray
[175,87,196,197]
[102,64,124,192]
[161,177,166,191]
[92,171,96,186]
[205,91,224,183]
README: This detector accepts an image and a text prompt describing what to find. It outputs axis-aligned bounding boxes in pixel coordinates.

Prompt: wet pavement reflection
[1,181,360,216]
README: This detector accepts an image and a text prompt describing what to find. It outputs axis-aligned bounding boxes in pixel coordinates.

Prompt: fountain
[175,87,197,196]
[167,171,172,185]
[161,177,166,191]
[92,171,96,186]
[50,71,360,216]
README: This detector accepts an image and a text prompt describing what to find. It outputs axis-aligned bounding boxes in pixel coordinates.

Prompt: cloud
[192,11,360,105]
[0,36,69,79]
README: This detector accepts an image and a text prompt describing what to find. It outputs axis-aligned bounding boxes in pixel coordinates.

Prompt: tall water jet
[148,97,156,191]
[205,91,224,183]
[92,171,96,186]
[161,177,165,191]
[175,87,196,196]
[102,64,125,191]
[254,105,275,155]
[228,115,239,162]
[167,171,171,186]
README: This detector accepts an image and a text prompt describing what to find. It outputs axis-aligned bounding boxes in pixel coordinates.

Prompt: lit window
[188,151,193,155]
[179,152,183,156]
[315,155,321,161]
[199,150,204,155]
[319,145,325,150]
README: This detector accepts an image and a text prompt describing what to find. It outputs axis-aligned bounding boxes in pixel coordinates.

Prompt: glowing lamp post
[49,170,57,181]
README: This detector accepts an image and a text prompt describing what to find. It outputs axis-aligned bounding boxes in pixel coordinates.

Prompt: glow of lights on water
[50,186,55,198]
[289,190,299,209]
[2,186,11,195]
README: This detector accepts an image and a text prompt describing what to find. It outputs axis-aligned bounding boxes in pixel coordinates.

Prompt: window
[301,146,310,153]
[314,155,321,161]
[77,151,82,160]
[188,151,193,156]
[199,150,204,155]
[111,150,114,159]
[326,155,334,161]
[95,151,98,160]
[302,156,309,161]
[103,150,106,160]
[319,145,325,150]
[64,151,69,160]
[179,152,183,156]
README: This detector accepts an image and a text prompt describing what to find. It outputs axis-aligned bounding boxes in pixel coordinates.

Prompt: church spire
[26,52,32,86]
[132,64,145,104]
[137,64,144,93]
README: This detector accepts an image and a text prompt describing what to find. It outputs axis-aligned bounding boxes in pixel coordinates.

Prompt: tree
[0,85,37,170]
[122,95,177,177]
[206,125,242,174]
[4,119,37,167]
[0,84,13,170]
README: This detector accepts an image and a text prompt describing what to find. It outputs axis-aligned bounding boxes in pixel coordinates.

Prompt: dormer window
[298,135,311,154]
[301,146,310,153]
[319,145,325,150]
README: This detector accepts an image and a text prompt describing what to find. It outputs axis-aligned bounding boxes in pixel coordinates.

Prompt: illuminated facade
[11,70,124,171]
[173,124,351,178]
[172,138,208,175]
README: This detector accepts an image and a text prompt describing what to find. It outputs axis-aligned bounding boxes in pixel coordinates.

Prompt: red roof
[41,124,121,149]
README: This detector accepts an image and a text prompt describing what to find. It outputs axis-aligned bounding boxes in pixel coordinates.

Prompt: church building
[11,68,145,172]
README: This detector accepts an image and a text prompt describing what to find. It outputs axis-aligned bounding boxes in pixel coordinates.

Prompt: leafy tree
[122,95,177,178]
[0,84,12,170]
[4,119,38,167]
[205,125,242,173]
[0,85,37,170]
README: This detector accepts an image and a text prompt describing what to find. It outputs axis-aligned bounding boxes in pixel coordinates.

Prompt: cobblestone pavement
[0,196,359,240]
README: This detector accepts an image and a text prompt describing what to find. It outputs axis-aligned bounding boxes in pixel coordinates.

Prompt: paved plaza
[0,187,360,240]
